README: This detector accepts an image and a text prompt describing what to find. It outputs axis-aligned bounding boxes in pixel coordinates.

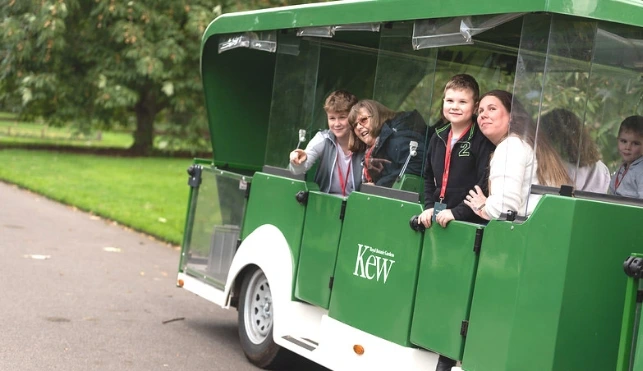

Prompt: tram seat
[392,173,423,195]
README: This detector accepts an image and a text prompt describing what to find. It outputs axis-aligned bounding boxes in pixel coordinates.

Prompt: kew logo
[353,244,396,284]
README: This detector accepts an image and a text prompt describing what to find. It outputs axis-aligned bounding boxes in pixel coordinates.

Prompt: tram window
[503,13,643,212]
[585,22,643,192]
[264,31,379,169]
[261,15,527,188]
[256,12,626,206]
[367,22,433,189]
[486,13,581,218]
[264,34,322,169]
[534,17,643,197]
[532,15,605,194]
[367,18,522,190]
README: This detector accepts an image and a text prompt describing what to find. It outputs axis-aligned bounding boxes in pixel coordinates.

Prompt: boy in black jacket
[418,74,495,228]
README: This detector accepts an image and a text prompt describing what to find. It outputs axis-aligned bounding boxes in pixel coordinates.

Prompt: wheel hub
[243,271,273,345]
[261,298,272,318]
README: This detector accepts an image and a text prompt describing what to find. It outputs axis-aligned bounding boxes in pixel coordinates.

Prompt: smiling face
[443,88,476,129]
[617,129,643,165]
[326,110,351,140]
[353,107,376,146]
[477,95,510,145]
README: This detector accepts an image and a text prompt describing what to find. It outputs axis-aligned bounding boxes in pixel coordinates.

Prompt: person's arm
[288,131,326,175]
[375,137,409,187]
[636,166,643,199]
[375,126,425,187]
[485,137,533,219]
[423,135,438,209]
[418,137,438,228]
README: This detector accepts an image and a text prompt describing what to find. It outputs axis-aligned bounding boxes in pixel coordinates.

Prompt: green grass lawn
[0,115,133,148]
[0,149,194,245]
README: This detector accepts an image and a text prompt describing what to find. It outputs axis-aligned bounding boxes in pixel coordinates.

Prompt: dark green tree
[1,0,219,154]
[0,0,326,154]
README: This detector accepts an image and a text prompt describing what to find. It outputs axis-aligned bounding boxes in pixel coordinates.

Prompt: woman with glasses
[348,99,427,188]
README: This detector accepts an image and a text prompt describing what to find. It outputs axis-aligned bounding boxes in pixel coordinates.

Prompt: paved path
[0,181,260,371]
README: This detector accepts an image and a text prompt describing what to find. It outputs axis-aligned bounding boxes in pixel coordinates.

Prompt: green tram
[177,0,643,370]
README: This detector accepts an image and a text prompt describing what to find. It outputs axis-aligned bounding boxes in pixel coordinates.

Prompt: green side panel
[241,172,307,275]
[295,192,345,308]
[410,222,482,360]
[328,192,423,346]
[618,265,641,371]
[463,195,643,371]
[203,0,642,38]
[633,289,643,371]
[202,38,275,171]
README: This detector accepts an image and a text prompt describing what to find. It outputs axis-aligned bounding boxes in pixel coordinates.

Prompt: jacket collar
[435,122,476,142]
[627,155,643,168]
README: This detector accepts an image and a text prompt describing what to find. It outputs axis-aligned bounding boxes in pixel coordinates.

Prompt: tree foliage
[0,0,326,154]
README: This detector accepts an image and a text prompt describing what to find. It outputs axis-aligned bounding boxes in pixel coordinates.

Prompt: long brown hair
[540,108,601,167]
[347,99,397,152]
[347,127,366,154]
[480,90,571,187]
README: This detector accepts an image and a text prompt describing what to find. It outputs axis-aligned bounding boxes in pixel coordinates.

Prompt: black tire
[238,268,292,369]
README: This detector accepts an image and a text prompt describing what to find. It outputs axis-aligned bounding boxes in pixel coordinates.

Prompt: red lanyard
[363,147,374,184]
[439,125,471,201]
[615,163,629,191]
[337,151,352,196]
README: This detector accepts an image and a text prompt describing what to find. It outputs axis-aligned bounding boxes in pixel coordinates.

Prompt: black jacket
[367,110,427,187]
[423,123,495,222]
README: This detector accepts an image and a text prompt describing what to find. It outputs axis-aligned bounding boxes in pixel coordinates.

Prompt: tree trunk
[130,91,157,155]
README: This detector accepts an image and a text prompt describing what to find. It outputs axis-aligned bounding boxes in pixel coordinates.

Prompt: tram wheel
[238,268,292,369]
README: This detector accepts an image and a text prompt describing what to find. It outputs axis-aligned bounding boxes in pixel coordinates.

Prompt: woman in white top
[464,90,571,220]
[540,108,610,193]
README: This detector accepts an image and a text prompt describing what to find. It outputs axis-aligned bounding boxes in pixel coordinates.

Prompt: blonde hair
[324,90,358,114]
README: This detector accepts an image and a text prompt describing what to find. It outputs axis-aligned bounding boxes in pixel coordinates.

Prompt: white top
[566,160,610,193]
[450,135,458,149]
[329,145,354,195]
[608,156,643,198]
[485,135,540,219]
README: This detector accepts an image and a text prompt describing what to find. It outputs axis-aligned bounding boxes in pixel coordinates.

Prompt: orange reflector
[177,279,184,287]
[353,344,365,355]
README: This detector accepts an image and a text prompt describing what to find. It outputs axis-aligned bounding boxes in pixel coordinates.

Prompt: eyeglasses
[355,115,372,126]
